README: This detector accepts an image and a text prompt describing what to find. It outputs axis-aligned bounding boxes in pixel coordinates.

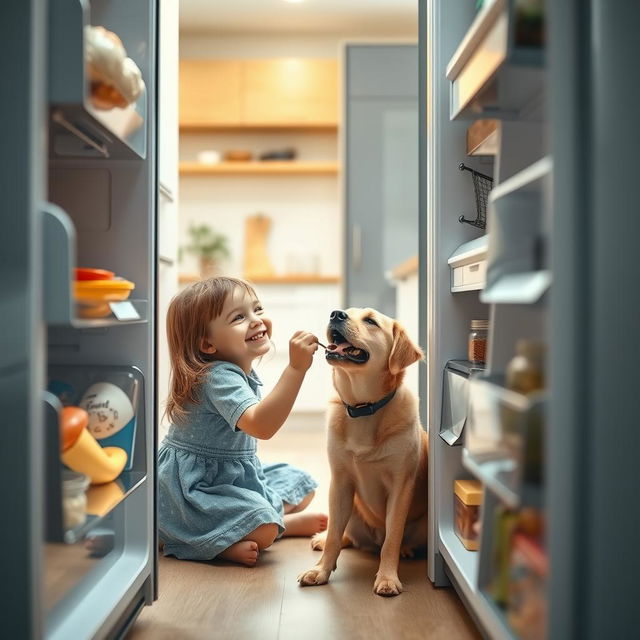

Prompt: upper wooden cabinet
[180,60,243,127]
[242,59,338,127]
[179,59,338,129]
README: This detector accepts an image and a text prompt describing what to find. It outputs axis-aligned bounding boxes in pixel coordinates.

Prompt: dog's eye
[364,317,378,327]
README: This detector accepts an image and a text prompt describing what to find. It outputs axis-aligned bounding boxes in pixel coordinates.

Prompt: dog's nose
[330,309,348,322]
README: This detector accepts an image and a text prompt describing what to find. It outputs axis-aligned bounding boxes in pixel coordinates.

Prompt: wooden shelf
[179,273,340,285]
[467,119,499,156]
[180,123,338,133]
[179,161,339,176]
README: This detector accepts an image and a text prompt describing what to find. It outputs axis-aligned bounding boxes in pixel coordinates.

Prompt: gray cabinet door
[345,44,418,315]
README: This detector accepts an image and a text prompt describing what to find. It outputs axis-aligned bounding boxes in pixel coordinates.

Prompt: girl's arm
[237,331,318,439]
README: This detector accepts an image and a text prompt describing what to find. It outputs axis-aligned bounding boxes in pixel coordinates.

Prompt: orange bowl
[74,278,135,318]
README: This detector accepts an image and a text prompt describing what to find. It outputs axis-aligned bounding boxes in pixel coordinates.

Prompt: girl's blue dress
[158,361,318,560]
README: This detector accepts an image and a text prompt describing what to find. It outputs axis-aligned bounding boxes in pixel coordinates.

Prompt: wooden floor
[128,424,480,640]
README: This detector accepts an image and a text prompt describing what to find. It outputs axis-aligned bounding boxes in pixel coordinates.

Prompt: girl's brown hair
[164,276,257,424]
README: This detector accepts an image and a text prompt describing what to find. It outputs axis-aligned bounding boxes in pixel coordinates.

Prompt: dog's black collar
[344,390,397,418]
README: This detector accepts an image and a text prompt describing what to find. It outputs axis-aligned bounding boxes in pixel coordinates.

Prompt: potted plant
[182,223,230,278]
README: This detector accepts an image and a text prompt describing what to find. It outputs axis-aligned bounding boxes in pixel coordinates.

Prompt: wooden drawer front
[242,59,338,126]
[180,60,242,125]
[462,260,486,286]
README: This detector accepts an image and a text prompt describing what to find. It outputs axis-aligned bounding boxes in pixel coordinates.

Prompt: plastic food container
[62,469,90,530]
[454,479,483,550]
[74,278,135,318]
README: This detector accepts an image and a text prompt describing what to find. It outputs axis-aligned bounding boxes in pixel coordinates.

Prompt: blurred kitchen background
[158,0,419,438]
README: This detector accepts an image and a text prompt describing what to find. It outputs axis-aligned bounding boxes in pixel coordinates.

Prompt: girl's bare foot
[218,540,259,567]
[283,512,328,537]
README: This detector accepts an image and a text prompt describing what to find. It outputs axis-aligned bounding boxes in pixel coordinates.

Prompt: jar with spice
[468,319,489,364]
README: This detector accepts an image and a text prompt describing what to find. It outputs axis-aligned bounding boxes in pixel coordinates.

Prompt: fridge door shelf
[481,156,552,305]
[49,0,149,159]
[463,374,545,509]
[46,364,148,543]
[446,0,545,120]
[43,203,148,327]
[63,471,146,544]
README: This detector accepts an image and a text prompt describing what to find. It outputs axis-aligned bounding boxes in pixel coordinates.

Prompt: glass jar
[62,470,89,530]
[468,319,489,364]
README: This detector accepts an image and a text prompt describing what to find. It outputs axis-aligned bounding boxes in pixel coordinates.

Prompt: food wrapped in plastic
[85,25,145,109]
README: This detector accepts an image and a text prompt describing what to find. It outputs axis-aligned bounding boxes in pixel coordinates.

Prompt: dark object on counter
[458,162,493,230]
[259,147,297,161]
[224,150,253,161]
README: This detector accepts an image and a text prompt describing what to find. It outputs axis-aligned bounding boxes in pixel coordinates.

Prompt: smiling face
[200,286,272,372]
[326,307,423,375]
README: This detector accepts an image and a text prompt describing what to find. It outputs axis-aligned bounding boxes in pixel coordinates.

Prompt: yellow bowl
[74,278,135,318]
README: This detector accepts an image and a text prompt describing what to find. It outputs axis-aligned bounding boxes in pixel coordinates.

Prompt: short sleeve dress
[158,361,318,561]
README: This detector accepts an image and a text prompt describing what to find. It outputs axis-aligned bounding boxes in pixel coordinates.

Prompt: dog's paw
[310,531,327,551]
[400,545,416,559]
[298,567,331,587]
[373,573,403,597]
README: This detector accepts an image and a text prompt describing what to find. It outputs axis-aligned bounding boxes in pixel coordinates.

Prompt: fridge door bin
[463,374,545,508]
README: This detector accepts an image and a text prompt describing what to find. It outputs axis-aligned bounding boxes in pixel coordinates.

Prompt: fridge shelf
[463,374,545,509]
[49,0,149,159]
[63,472,146,544]
[446,0,545,120]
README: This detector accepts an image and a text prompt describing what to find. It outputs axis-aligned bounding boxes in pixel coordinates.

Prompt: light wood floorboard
[129,422,480,639]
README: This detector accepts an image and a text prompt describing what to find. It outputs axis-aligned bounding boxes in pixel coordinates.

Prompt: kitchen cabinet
[179,60,242,128]
[179,58,338,129]
[242,59,338,127]
[344,43,418,317]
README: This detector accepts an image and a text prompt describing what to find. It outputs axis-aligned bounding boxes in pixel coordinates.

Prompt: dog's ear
[388,322,424,375]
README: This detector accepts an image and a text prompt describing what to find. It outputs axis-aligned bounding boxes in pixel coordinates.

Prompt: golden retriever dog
[298,307,428,597]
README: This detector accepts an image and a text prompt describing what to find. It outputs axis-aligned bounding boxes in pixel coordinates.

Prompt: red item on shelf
[75,268,115,281]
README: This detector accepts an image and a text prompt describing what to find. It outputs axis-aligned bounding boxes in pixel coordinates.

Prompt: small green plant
[182,223,230,276]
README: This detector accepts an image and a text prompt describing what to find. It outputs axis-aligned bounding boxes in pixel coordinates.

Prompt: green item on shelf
[182,223,231,277]
[490,506,518,606]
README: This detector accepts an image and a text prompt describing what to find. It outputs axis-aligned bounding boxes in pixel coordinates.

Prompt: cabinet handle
[159,256,175,266]
[352,224,362,269]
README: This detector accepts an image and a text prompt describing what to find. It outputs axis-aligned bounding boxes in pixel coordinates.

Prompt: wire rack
[458,162,494,230]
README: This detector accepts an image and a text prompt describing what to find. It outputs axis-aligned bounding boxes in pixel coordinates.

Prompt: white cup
[197,150,221,165]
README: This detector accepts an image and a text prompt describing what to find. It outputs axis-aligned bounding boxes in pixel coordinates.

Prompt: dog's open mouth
[325,328,370,364]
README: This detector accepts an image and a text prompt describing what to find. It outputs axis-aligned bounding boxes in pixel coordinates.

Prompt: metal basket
[458,162,494,230]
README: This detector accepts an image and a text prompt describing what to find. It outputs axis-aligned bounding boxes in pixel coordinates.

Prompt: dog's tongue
[328,341,351,355]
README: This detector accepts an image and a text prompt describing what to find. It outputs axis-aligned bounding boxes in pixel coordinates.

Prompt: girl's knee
[249,523,279,549]
[284,490,315,514]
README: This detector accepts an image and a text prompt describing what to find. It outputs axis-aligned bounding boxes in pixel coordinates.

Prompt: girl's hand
[288,331,319,372]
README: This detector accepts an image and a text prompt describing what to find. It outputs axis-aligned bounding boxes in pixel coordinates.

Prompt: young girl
[158,276,327,567]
